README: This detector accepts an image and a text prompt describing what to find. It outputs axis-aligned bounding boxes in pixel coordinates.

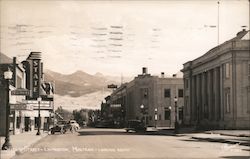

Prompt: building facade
[182,29,250,129]
[105,68,184,127]
[0,52,54,136]
[0,54,30,135]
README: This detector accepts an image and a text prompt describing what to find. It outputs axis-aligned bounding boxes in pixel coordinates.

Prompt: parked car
[95,120,114,128]
[69,120,80,130]
[50,120,69,134]
[125,120,146,133]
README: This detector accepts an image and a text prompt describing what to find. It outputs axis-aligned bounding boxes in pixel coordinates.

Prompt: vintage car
[124,120,147,133]
[50,120,70,134]
[69,120,80,130]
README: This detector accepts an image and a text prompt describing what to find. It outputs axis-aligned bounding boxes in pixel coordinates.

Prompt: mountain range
[44,69,120,97]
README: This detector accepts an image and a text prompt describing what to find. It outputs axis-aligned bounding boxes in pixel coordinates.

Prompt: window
[159,114,162,120]
[140,88,148,99]
[178,89,184,98]
[247,86,250,113]
[225,63,230,78]
[16,117,21,129]
[179,107,183,121]
[164,109,170,120]
[149,116,152,121]
[225,88,230,113]
[16,76,22,88]
[164,89,171,98]
[185,79,189,89]
[248,63,250,76]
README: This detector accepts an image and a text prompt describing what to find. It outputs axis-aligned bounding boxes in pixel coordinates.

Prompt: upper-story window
[185,79,189,89]
[140,88,148,99]
[178,89,184,98]
[164,89,171,98]
[16,76,22,88]
[225,63,230,79]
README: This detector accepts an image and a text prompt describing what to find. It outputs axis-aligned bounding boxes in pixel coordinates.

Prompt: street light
[140,104,145,126]
[2,68,13,150]
[168,106,172,128]
[154,108,158,128]
[36,97,42,135]
[174,96,179,134]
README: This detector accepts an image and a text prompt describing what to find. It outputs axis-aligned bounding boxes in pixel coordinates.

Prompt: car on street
[69,120,80,130]
[50,120,69,134]
[125,120,146,132]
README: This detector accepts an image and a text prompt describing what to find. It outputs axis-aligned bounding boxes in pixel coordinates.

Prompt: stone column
[191,75,196,123]
[207,70,212,120]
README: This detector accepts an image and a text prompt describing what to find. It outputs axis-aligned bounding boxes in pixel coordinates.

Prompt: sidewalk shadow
[77,129,181,136]
[221,156,250,159]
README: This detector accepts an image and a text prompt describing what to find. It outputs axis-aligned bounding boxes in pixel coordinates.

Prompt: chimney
[142,67,148,75]
[161,72,165,78]
[172,74,177,78]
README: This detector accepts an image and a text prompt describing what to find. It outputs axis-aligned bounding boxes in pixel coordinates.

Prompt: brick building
[105,68,184,127]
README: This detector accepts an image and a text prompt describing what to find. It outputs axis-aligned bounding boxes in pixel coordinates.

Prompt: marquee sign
[32,59,41,98]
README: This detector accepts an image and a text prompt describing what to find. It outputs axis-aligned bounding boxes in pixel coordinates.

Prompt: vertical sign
[32,59,41,98]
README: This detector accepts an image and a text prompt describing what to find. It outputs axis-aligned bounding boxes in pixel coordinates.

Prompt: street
[11,128,250,159]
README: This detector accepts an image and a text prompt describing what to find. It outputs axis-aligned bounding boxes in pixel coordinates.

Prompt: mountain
[44,69,117,97]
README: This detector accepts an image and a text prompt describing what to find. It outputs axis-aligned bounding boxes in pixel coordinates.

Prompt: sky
[0,0,249,77]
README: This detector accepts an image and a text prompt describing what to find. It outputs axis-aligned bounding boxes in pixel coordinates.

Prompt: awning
[21,110,52,117]
[10,103,33,110]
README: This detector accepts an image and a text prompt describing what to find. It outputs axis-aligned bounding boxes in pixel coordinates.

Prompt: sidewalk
[188,133,250,146]
[205,130,250,137]
[156,128,250,146]
[0,131,48,159]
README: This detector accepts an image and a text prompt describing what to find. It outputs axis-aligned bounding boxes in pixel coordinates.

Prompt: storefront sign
[11,88,30,96]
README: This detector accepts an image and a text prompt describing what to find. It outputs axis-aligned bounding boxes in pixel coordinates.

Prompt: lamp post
[2,68,13,150]
[140,104,145,126]
[154,108,157,128]
[36,97,42,135]
[174,96,179,134]
[168,106,172,128]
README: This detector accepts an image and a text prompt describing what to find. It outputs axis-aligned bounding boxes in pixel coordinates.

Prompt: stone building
[107,68,184,127]
[181,29,250,129]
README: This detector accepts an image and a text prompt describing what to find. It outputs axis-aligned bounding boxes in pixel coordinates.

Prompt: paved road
[12,128,250,159]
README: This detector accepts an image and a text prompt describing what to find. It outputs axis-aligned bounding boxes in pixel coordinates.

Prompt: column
[207,70,212,120]
[213,68,218,121]
[196,74,201,124]
[191,75,196,122]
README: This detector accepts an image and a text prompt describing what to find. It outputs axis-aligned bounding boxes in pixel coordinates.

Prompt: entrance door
[24,117,30,131]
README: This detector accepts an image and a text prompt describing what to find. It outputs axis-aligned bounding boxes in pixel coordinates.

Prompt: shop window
[164,89,171,98]
[16,117,21,129]
[178,89,184,98]
[35,117,38,128]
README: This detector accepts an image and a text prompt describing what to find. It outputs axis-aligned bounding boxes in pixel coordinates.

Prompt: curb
[191,136,250,146]
[205,131,250,138]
